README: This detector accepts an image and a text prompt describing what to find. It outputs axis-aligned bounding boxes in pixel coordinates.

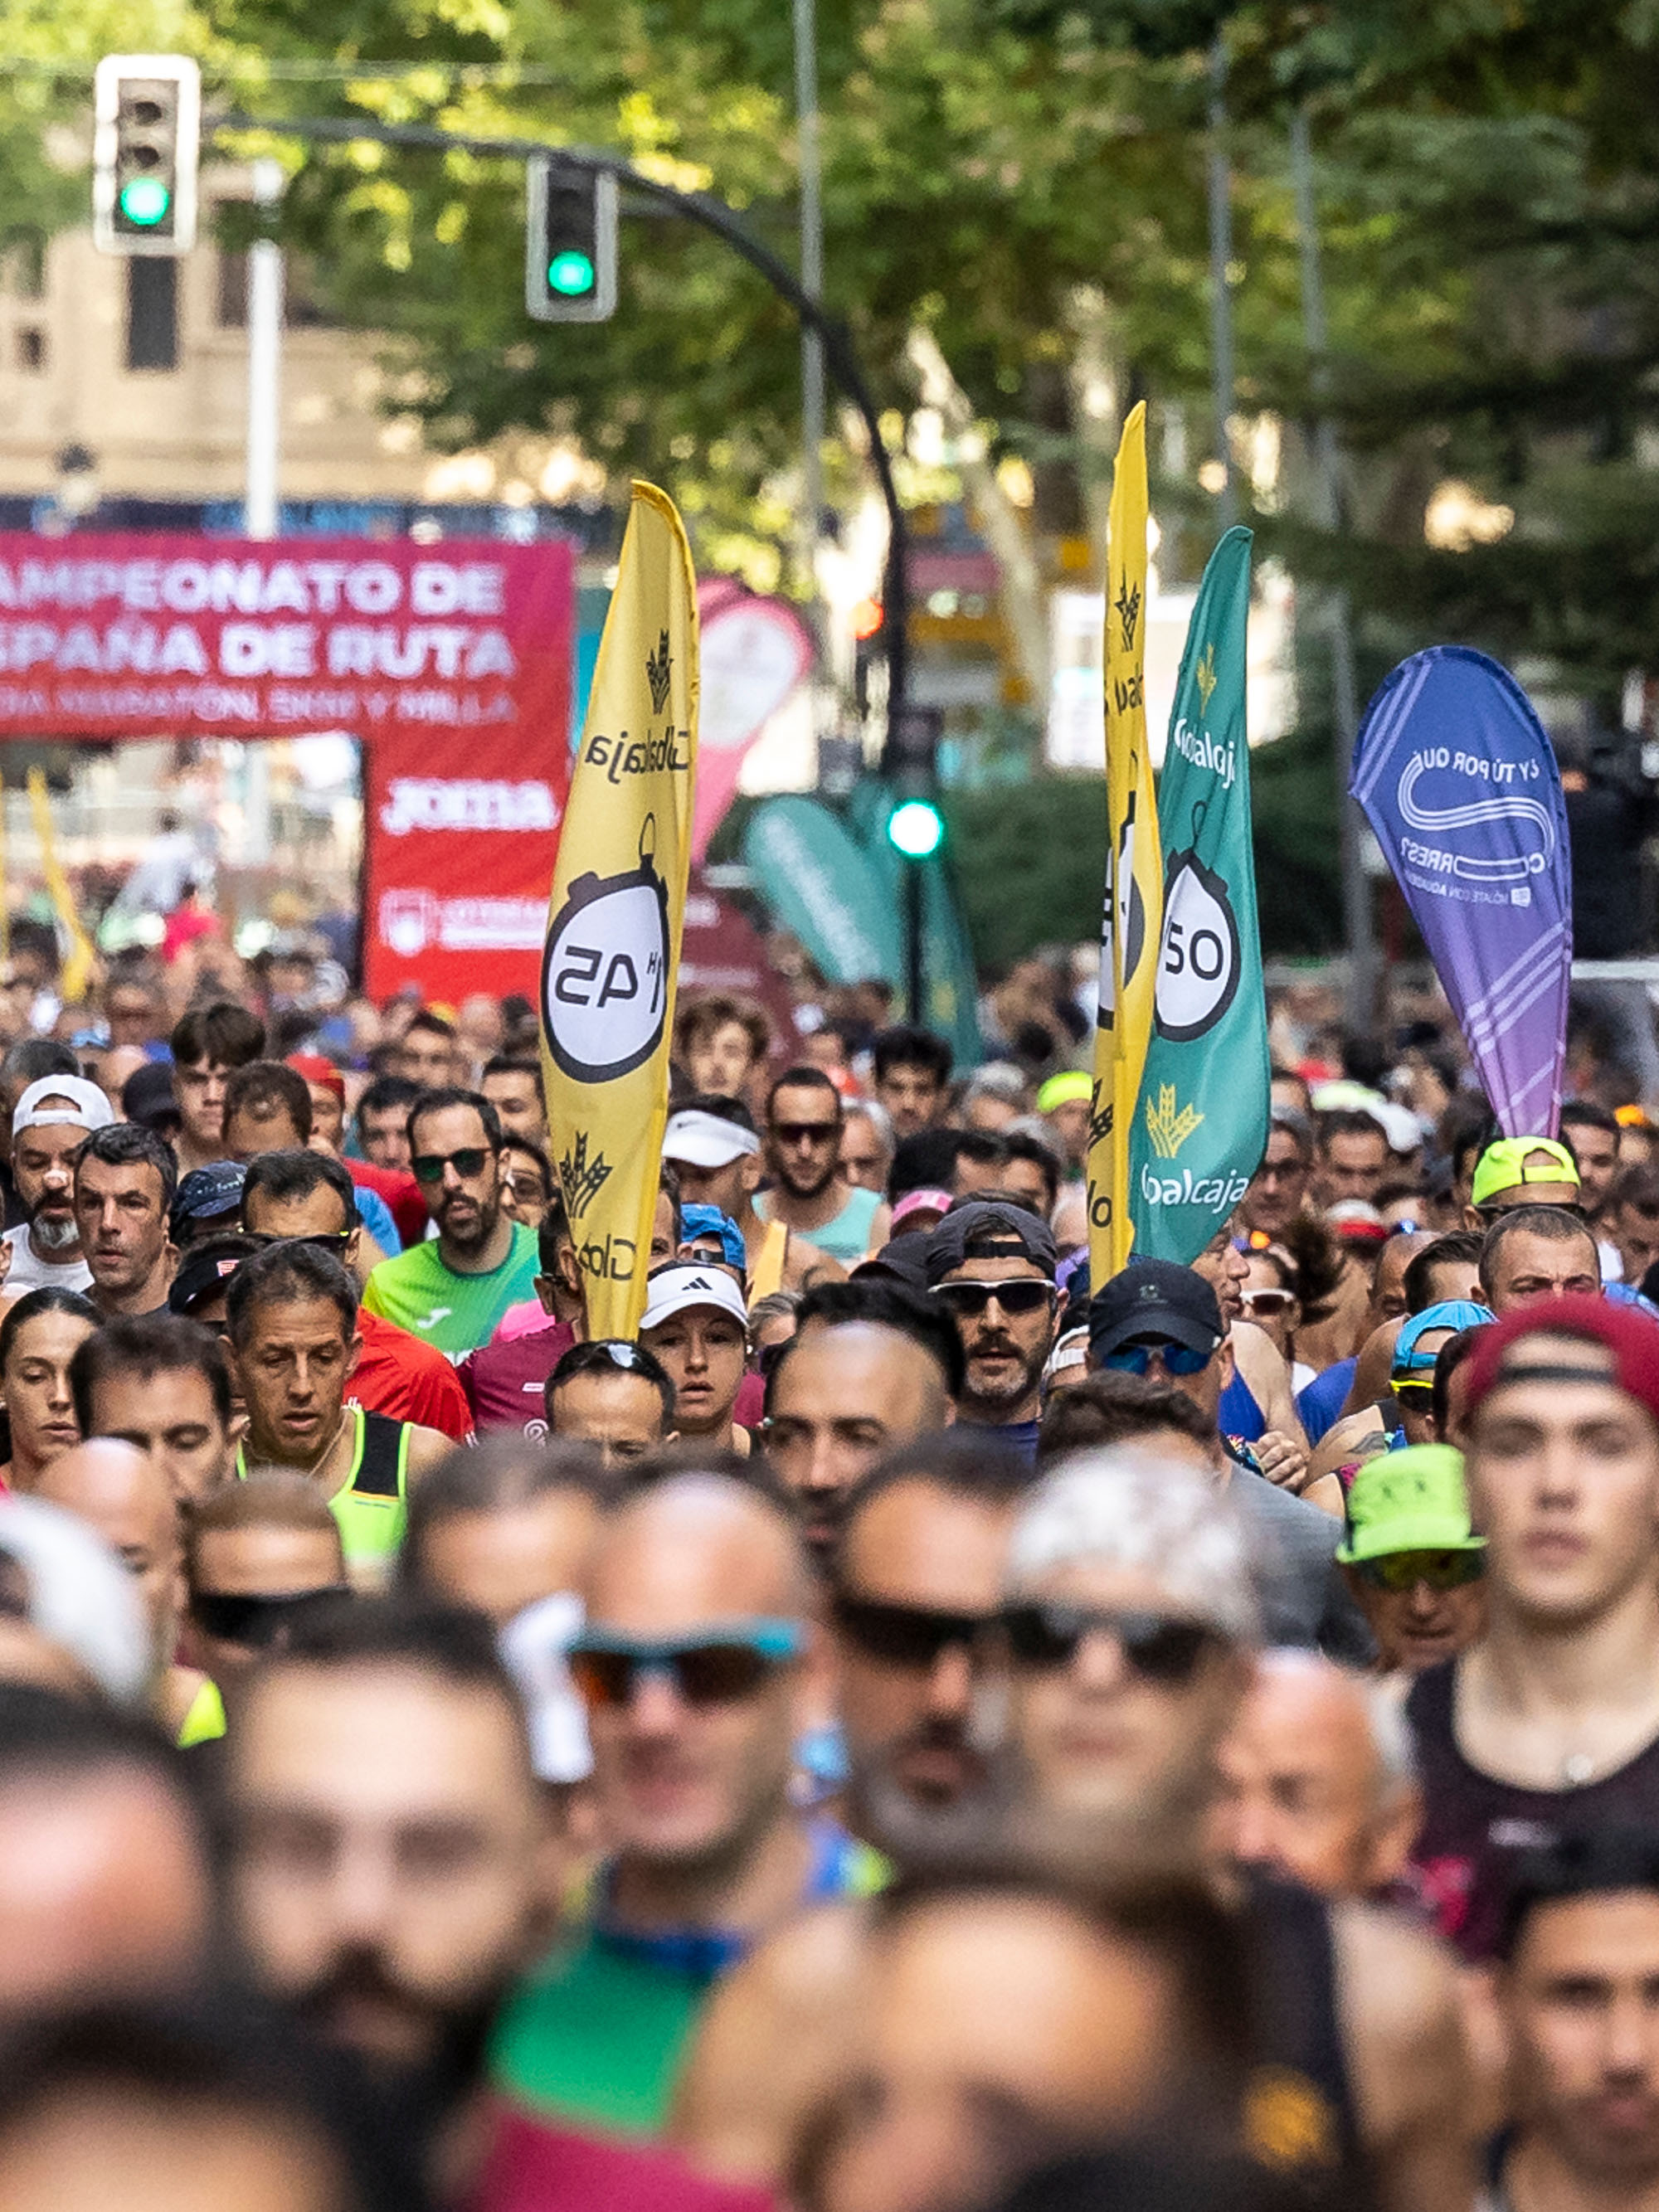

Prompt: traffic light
[885,704,946,858]
[92,56,200,255]
[525,157,617,323]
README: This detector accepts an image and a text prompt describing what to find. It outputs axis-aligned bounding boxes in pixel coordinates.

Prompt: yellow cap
[1470,1135,1579,1209]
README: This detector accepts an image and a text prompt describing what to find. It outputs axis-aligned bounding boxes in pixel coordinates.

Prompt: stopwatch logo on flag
[1154,848,1241,1044]
[541,816,671,1083]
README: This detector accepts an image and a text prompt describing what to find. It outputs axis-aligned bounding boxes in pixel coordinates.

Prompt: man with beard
[2,1076,114,1293]
[924,1201,1058,1461]
[224,1594,767,2212]
[1490,1832,1659,2212]
[761,1279,962,1567]
[363,1090,538,1358]
[753,1068,889,1266]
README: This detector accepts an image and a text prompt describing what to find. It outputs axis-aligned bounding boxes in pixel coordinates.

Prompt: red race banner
[0,532,576,1002]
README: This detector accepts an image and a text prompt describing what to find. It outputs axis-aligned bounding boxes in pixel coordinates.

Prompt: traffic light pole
[218,111,910,737]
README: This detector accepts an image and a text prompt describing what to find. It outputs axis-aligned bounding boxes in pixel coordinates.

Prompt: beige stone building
[0,163,590,513]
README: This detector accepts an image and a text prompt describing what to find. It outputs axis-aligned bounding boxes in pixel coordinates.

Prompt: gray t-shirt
[1226,1459,1374,1665]
[2,1223,91,1296]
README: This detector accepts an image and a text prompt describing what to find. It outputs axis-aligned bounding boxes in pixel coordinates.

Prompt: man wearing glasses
[362,1088,539,1358]
[1336,1445,1487,1675]
[753,1067,890,1267]
[1001,1450,1472,2212]
[241,1150,472,1441]
[923,1201,1059,1460]
[1085,1262,1370,1657]
[493,1471,878,2139]
[182,1469,351,1718]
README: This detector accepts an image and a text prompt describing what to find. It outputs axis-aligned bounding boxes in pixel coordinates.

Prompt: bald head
[1208,1650,1421,1900]
[36,1439,180,1682]
[583,1472,810,1637]
[577,1475,818,1889]
[37,1438,172,1539]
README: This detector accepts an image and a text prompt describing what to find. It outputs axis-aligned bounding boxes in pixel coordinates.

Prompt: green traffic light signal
[547,248,596,297]
[888,798,945,859]
[119,175,172,226]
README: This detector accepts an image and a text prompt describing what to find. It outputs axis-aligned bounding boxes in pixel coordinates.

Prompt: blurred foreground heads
[0,1685,210,2013]
[1002,1448,1258,1864]
[804,1879,1249,2212]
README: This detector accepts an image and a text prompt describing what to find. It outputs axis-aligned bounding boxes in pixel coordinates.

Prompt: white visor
[662,1109,760,1169]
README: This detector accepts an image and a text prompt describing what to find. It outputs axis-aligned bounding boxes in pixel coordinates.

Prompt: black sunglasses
[1000,1602,1219,1686]
[189,1586,352,1648]
[832,1592,995,1669]
[771,1120,840,1146]
[411,1146,491,1185]
[932,1278,1054,1319]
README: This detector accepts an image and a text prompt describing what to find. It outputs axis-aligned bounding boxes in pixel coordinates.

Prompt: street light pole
[241,154,284,872]
[1206,32,1238,527]
[793,0,825,621]
[1290,105,1377,1028]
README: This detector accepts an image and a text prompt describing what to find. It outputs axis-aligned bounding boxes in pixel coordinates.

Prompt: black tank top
[1406,1660,1659,1960]
[1240,1876,1367,2206]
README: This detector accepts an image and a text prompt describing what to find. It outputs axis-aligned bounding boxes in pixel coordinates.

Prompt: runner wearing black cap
[924,1200,1058,1460]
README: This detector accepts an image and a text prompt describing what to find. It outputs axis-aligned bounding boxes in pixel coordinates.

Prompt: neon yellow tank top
[236,1407,411,1569]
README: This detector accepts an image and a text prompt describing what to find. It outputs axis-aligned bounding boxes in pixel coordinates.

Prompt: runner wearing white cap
[662,1093,844,1298]
[640,1262,753,1455]
[2,1075,116,1296]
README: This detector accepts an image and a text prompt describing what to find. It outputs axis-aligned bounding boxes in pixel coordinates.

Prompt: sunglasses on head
[567,1618,806,1710]
[188,1586,351,1648]
[932,1278,1054,1319]
[411,1146,491,1185]
[832,1592,995,1670]
[1101,1337,1214,1378]
[1239,1288,1295,1318]
[1352,1550,1484,1593]
[1000,1602,1220,1685]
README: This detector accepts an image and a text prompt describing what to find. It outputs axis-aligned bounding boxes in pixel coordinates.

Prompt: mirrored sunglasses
[1101,1338,1213,1378]
[567,1618,806,1710]
[1352,1550,1484,1593]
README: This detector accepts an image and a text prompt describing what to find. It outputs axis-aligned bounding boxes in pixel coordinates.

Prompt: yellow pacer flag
[27,769,95,1003]
[539,482,699,1341]
[1087,401,1164,1286]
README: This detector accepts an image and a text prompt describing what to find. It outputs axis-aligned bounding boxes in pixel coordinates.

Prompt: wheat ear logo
[1144,1084,1204,1159]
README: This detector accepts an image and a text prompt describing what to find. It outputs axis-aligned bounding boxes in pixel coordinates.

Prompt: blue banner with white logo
[1350,647,1572,1137]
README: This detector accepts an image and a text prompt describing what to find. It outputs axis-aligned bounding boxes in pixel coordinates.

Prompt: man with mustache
[2,1076,114,1295]
[362,1090,539,1359]
[223,1592,770,2212]
[924,1202,1058,1462]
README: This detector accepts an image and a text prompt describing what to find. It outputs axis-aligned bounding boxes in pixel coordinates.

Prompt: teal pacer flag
[1129,527,1268,1262]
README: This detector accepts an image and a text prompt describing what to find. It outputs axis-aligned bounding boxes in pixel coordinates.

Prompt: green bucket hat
[1335,1443,1486,1566]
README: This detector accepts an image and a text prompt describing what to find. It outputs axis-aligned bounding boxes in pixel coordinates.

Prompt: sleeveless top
[237,1406,411,1568]
[1241,1876,1367,2203]
[1406,1660,1659,1960]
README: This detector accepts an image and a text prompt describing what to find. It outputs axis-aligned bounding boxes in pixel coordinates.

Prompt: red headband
[1464,1293,1659,1428]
